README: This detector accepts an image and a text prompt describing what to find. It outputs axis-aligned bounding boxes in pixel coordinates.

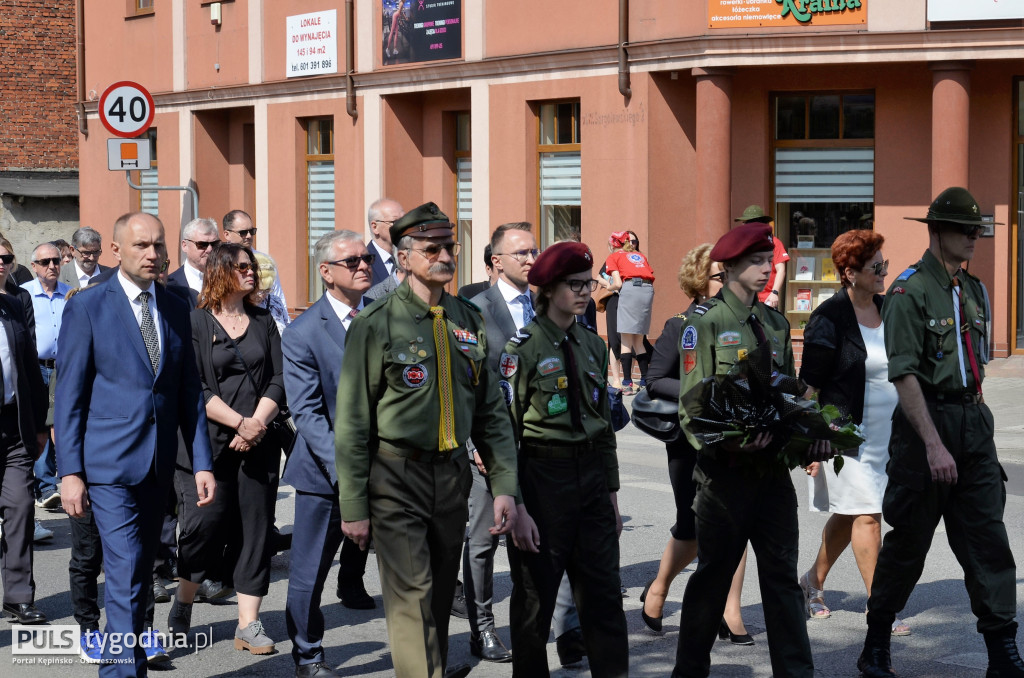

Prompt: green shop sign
[778,0,862,23]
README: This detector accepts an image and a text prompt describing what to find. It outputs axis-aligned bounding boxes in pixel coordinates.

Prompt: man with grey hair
[366,198,405,287]
[283,230,375,677]
[167,217,220,307]
[59,227,109,289]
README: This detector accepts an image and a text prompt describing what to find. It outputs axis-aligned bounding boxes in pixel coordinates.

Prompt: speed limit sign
[98,81,155,138]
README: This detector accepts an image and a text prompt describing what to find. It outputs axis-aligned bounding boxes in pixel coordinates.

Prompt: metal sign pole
[125,171,199,222]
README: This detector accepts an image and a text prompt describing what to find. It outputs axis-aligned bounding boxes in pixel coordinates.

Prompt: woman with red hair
[798,229,908,635]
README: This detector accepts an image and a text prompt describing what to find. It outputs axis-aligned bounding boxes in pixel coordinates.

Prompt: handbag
[606,386,630,432]
[630,387,683,443]
[593,285,615,313]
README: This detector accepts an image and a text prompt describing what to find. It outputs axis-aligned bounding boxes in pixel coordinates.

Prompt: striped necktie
[431,306,458,451]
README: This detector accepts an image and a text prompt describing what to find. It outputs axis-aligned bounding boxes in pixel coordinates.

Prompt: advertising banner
[709,0,866,28]
[928,0,1024,21]
[287,10,338,78]
[383,1,462,65]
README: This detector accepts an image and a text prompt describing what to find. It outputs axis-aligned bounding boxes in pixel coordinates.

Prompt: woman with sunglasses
[503,242,628,678]
[640,243,753,645]
[798,230,907,634]
[0,237,35,335]
[603,230,655,394]
[168,243,286,656]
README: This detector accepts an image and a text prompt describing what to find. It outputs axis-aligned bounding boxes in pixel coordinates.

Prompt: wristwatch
[769,290,779,296]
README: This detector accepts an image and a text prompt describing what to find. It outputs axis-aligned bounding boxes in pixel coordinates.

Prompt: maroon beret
[709,224,774,262]
[527,242,594,287]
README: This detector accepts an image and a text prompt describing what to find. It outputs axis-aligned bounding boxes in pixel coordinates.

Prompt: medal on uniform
[453,328,478,344]
[737,348,748,361]
[592,386,599,403]
[547,394,568,415]
[556,376,568,390]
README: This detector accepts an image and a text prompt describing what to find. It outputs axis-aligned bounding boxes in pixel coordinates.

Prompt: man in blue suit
[56,212,216,677]
[366,198,404,287]
[282,230,375,678]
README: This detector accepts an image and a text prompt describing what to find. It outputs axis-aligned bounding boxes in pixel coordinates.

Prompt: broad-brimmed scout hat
[904,187,1001,226]
[733,205,773,224]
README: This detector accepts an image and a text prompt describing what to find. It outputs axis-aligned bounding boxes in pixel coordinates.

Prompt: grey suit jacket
[471,284,522,373]
[59,262,109,289]
[364,273,399,302]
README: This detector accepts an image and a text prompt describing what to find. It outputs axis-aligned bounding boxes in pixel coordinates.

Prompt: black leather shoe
[272,526,293,554]
[639,580,662,633]
[450,580,468,619]
[337,582,375,610]
[155,557,178,583]
[718,618,754,646]
[152,578,171,604]
[555,628,586,668]
[194,579,233,602]
[444,664,471,678]
[858,645,899,677]
[2,602,47,624]
[470,630,512,663]
[295,662,341,677]
[167,597,193,639]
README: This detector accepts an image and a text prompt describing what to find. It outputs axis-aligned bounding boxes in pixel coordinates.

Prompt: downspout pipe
[75,0,88,137]
[346,0,357,121]
[618,0,631,99]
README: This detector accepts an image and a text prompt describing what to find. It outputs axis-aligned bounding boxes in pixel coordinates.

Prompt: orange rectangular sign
[709,0,866,28]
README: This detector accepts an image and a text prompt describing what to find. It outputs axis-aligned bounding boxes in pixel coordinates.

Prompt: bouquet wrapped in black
[680,343,863,473]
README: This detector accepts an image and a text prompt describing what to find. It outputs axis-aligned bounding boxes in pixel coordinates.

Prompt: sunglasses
[410,242,461,259]
[328,254,376,270]
[0,254,14,266]
[33,257,62,267]
[186,239,220,250]
[708,272,726,282]
[234,261,255,273]
[563,279,599,294]
[228,228,258,237]
[866,260,889,276]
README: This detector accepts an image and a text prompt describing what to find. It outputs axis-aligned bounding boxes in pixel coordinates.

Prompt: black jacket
[799,287,884,425]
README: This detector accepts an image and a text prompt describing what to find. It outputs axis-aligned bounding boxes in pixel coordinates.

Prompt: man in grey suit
[364,258,404,302]
[59,227,109,289]
[282,230,376,678]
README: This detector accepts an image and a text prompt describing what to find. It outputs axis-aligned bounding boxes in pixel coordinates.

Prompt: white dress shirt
[183,261,204,292]
[325,292,363,331]
[370,241,395,275]
[496,278,532,331]
[75,260,100,288]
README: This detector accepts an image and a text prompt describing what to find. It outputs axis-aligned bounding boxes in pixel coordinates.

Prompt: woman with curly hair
[168,243,286,656]
[798,229,907,635]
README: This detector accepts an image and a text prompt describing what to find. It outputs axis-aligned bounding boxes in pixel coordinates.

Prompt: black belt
[521,440,596,459]
[926,391,983,406]
[39,359,55,369]
[627,278,653,287]
[377,442,462,464]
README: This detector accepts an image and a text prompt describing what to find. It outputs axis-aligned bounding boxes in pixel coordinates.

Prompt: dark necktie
[137,291,160,374]
[748,313,768,347]
[952,276,983,395]
[562,335,583,430]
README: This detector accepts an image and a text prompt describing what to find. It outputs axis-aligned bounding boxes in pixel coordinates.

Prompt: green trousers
[866,400,1017,641]
[369,447,472,678]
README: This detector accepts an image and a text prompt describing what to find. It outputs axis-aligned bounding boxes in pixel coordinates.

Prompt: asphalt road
[6,376,1024,677]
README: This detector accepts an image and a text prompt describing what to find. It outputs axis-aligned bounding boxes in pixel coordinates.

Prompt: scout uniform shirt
[334,279,518,522]
[883,249,988,393]
[500,315,620,493]
[677,286,794,452]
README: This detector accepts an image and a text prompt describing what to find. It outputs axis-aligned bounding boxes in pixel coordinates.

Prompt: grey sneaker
[234,620,274,655]
[167,597,193,639]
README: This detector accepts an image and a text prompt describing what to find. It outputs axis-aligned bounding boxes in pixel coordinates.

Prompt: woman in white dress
[798,229,909,635]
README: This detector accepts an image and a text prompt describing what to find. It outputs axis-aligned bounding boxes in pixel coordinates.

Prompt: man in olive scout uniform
[673,223,830,678]
[334,202,519,678]
[858,187,1024,678]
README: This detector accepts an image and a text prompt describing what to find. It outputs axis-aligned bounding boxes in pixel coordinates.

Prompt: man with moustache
[283,230,376,678]
[335,203,519,678]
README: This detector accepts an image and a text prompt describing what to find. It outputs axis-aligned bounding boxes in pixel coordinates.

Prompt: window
[132,129,158,216]
[454,113,473,288]
[133,0,154,15]
[305,118,335,303]
[538,101,581,247]
[772,92,875,324]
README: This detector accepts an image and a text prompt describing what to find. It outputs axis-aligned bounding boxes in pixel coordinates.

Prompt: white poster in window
[928,0,1024,21]
[287,10,338,78]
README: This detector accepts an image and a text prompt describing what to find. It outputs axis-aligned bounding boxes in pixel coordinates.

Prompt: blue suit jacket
[367,240,391,288]
[54,274,213,485]
[281,293,349,494]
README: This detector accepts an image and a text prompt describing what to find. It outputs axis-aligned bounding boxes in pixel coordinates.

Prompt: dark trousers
[32,364,56,498]
[673,458,812,678]
[90,475,164,677]
[0,411,35,604]
[285,490,367,666]
[175,449,278,596]
[154,483,178,571]
[866,401,1016,642]
[507,454,628,678]
[370,447,471,678]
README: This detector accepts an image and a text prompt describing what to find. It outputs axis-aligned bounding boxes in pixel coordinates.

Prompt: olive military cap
[390,202,454,243]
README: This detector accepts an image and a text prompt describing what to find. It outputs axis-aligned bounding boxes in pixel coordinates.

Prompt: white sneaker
[36,491,61,509]
[33,520,53,543]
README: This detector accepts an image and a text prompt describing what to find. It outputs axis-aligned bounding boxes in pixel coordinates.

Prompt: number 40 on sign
[98,81,155,138]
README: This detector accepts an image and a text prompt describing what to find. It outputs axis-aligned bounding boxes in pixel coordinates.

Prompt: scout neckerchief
[430,306,459,451]
[951,275,982,396]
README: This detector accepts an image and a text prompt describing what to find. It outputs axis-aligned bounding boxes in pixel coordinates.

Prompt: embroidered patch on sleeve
[681,326,698,351]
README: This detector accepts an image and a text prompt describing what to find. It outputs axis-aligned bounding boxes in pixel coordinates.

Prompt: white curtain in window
[307,161,335,302]
[140,168,159,216]
[456,158,472,221]
[775,148,874,203]
[540,152,581,207]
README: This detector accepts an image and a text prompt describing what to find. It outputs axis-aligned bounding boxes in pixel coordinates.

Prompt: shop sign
[287,10,338,78]
[709,0,866,28]
[382,1,462,66]
[928,0,1024,22]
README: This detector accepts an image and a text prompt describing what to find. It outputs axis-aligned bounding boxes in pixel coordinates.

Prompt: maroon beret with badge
[709,223,774,262]
[527,242,594,287]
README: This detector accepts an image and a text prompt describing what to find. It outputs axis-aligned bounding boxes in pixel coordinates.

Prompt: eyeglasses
[328,253,376,270]
[563,279,599,294]
[374,219,396,226]
[76,249,101,258]
[409,242,461,259]
[866,260,889,276]
[228,228,257,237]
[496,248,540,263]
[186,239,220,250]
[708,272,726,282]
[0,254,14,266]
[33,258,62,267]
[234,261,254,273]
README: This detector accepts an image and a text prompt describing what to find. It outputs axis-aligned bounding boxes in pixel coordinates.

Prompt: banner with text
[709,0,866,28]
[383,1,462,66]
[287,10,338,78]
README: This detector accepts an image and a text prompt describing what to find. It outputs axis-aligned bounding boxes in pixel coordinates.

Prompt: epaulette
[895,266,919,282]
[692,298,719,316]
[451,293,482,314]
[575,317,598,334]
[508,328,532,346]
[673,312,687,320]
